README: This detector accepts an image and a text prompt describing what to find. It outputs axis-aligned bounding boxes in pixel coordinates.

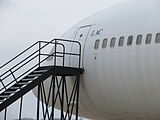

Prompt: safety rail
[0,38,81,93]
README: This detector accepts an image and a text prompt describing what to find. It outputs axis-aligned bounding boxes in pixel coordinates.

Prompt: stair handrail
[0,38,81,93]
[0,40,64,92]
[0,40,55,78]
[54,38,81,68]
[0,41,39,69]
[0,38,81,69]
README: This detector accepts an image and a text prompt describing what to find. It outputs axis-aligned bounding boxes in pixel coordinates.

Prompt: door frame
[70,25,92,68]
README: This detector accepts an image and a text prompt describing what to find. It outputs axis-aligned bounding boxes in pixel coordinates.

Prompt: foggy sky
[0,0,126,119]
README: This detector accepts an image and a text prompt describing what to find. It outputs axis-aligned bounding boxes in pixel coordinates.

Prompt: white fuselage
[34,0,160,119]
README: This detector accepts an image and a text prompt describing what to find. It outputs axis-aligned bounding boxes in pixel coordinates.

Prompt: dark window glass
[102,38,108,48]
[80,34,83,38]
[155,33,160,43]
[146,34,152,44]
[94,39,100,49]
[136,35,142,45]
[110,37,116,48]
[127,36,133,46]
[118,36,124,47]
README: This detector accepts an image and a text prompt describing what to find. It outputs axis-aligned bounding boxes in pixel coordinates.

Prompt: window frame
[94,39,100,49]
[118,36,124,47]
[102,38,108,48]
[155,33,160,43]
[127,35,133,46]
[136,35,142,45]
[146,34,152,44]
[110,37,116,48]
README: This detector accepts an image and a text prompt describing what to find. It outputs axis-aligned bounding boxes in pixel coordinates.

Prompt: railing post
[61,76,65,119]
[54,39,57,66]
[79,42,81,68]
[4,108,7,120]
[10,70,18,84]
[0,77,6,90]
[51,75,55,120]
[37,84,41,120]
[62,45,65,67]
[76,76,80,120]
[19,97,23,120]
[39,42,41,67]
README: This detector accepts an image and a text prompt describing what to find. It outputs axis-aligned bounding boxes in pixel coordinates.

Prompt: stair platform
[43,66,84,76]
[0,66,83,112]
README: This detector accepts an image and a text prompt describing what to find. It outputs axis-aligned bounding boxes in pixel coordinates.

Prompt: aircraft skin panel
[33,0,160,119]
[62,0,160,119]
[80,46,160,119]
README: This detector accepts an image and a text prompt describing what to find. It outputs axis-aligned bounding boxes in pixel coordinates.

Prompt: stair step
[12,84,23,87]
[33,69,48,73]
[9,86,20,90]
[27,74,42,77]
[37,67,51,70]
[24,76,35,78]
[1,92,11,95]
[4,91,16,94]
[0,95,9,98]
[21,78,33,81]
[17,82,29,85]
[18,80,30,83]
[0,98,5,101]
[0,95,10,101]
[7,88,19,91]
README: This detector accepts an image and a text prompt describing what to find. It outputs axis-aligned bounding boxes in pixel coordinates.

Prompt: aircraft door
[70,25,91,68]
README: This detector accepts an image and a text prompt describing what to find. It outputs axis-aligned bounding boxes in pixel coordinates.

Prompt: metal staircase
[0,39,83,120]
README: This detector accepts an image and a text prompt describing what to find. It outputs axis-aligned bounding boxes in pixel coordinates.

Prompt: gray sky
[0,0,126,119]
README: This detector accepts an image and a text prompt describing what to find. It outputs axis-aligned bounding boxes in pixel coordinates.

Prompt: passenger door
[70,25,92,68]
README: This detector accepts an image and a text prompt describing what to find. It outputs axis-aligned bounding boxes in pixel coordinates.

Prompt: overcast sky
[0,0,126,119]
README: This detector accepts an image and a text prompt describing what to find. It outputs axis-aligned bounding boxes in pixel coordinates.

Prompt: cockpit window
[155,33,160,43]
[102,38,108,48]
[127,36,133,46]
[94,39,100,49]
[146,34,152,44]
[110,37,116,48]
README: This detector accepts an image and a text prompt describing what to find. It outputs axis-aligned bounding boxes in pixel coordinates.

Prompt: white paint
[36,0,160,119]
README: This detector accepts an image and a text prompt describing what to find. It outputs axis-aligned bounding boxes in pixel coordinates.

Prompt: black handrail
[54,38,81,68]
[0,41,39,69]
[0,41,65,79]
[0,38,81,93]
[0,40,54,77]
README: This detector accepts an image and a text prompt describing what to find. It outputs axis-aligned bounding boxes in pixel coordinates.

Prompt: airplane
[32,0,160,119]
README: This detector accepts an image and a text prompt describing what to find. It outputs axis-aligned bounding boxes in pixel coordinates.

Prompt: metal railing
[0,38,81,93]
